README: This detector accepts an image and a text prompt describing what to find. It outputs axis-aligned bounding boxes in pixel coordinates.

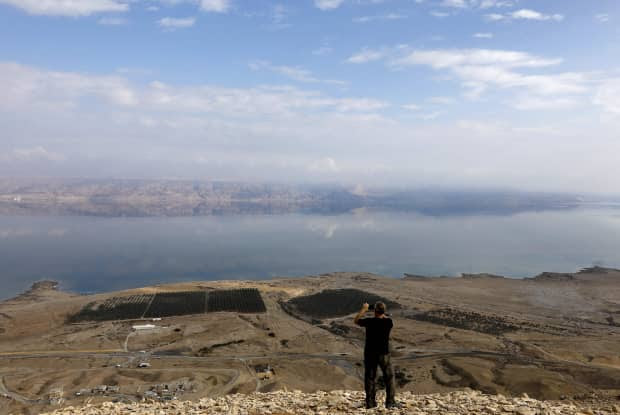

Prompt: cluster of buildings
[74,385,120,397]
[141,382,190,401]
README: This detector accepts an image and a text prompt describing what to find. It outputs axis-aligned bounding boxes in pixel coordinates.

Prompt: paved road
[0,348,511,363]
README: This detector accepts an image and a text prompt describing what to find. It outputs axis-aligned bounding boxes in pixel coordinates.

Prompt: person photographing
[354,301,399,409]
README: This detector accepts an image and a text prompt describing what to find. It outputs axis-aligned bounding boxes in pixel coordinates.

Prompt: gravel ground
[39,390,620,415]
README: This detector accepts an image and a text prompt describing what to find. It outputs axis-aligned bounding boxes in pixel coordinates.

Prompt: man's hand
[354,303,370,325]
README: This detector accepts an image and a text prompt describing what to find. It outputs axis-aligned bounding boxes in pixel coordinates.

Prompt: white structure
[133,324,156,331]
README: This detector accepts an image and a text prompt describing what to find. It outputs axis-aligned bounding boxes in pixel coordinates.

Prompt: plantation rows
[144,291,207,318]
[69,289,266,322]
[207,288,266,313]
[286,289,399,319]
[68,294,153,323]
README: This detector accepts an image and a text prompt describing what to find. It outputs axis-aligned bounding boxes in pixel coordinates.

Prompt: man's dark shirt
[356,317,393,355]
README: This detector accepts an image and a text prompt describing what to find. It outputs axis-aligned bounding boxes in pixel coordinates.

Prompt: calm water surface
[1,208,619,300]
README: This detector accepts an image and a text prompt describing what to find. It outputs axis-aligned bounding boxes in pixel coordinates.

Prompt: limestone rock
[38,390,612,415]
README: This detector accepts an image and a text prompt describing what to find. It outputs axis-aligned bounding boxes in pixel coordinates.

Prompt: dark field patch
[68,295,153,323]
[197,340,246,356]
[285,289,399,319]
[144,291,207,318]
[408,308,519,335]
[69,289,266,322]
[207,288,266,313]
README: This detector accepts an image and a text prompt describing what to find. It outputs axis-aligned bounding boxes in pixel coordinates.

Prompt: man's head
[374,301,386,317]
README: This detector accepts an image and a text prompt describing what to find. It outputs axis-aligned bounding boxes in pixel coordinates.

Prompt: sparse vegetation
[407,308,519,335]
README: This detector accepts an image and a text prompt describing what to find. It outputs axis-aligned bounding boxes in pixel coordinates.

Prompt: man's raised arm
[354,303,369,325]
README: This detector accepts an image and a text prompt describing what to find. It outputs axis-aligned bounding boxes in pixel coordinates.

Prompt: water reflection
[0,208,619,300]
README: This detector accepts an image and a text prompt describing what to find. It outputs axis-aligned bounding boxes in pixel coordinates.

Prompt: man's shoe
[386,402,404,409]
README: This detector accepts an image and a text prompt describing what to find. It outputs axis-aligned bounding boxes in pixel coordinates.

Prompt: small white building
[133,324,156,331]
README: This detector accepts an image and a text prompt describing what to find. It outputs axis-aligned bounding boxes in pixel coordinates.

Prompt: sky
[0,0,619,193]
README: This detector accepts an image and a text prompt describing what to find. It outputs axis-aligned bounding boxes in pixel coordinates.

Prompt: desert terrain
[1,267,619,414]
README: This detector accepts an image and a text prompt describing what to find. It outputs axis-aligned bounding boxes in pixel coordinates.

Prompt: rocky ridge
[39,390,619,415]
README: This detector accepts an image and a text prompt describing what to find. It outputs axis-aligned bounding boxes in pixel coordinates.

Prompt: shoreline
[5,265,620,306]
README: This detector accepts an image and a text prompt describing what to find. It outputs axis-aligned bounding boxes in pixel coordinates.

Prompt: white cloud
[353,13,406,23]
[402,104,420,111]
[2,61,619,193]
[199,0,230,13]
[479,0,512,8]
[440,0,466,8]
[430,11,450,18]
[473,32,493,38]
[314,0,345,10]
[595,13,610,23]
[511,9,563,21]
[98,16,128,25]
[267,3,290,28]
[487,9,564,22]
[355,47,590,108]
[249,60,346,85]
[351,47,588,106]
[417,111,441,120]
[452,64,586,96]
[0,0,129,16]
[0,62,138,109]
[441,0,513,9]
[334,98,388,112]
[394,49,562,69]
[312,46,333,56]
[347,48,386,64]
[0,61,384,116]
[428,96,456,105]
[485,13,504,21]
[594,79,620,115]
[511,95,579,111]
[157,17,196,29]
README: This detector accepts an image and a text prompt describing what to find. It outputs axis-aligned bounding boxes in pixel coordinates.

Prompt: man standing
[354,301,398,409]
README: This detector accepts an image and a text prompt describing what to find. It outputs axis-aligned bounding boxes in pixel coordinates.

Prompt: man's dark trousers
[364,352,396,408]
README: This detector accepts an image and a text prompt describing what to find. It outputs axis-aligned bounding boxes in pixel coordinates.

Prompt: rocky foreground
[40,390,619,415]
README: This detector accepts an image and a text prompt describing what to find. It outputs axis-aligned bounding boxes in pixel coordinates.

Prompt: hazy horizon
[1,0,619,193]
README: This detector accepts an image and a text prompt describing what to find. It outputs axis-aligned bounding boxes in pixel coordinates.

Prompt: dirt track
[1,268,620,414]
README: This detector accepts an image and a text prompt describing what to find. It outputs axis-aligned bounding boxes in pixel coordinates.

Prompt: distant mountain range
[0,177,616,217]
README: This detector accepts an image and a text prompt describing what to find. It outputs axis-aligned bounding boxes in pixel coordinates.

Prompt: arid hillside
[1,267,619,414]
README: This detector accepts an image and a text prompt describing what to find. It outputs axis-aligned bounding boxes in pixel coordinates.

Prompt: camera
[368,303,374,311]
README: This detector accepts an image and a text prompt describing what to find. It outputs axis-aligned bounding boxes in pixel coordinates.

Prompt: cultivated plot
[144,291,208,318]
[286,288,399,319]
[69,289,267,322]
[207,288,266,313]
[68,295,154,323]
